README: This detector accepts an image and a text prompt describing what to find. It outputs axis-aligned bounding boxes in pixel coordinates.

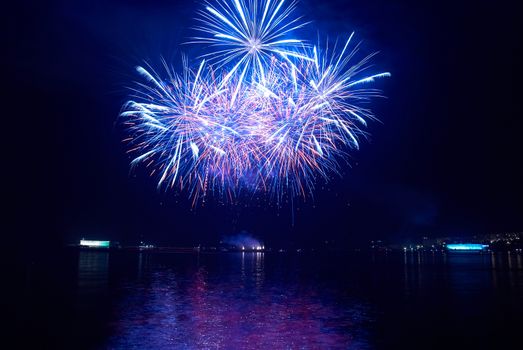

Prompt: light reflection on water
[105,252,369,349]
[78,251,109,290]
[74,250,523,349]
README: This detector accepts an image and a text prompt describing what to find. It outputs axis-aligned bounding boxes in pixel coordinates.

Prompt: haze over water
[22,250,523,349]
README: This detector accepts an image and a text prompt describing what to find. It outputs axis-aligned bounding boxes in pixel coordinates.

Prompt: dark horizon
[9,0,522,251]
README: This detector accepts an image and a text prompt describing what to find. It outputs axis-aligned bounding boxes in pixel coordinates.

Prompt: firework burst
[192,0,310,86]
[120,0,389,205]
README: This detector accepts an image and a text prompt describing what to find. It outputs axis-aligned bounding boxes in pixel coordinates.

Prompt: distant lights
[80,240,110,248]
[446,243,488,251]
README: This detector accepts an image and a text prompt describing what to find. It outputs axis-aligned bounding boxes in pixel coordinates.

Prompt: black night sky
[10,0,522,250]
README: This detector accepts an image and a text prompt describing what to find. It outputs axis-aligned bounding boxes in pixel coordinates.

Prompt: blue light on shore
[446,244,488,251]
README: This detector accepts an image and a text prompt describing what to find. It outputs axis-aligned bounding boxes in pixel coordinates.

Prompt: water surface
[20,251,523,349]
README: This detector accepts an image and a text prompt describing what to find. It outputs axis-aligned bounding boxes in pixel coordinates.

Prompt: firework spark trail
[192,0,310,87]
[120,0,390,205]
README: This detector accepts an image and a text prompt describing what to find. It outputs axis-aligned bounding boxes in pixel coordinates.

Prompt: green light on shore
[80,240,110,248]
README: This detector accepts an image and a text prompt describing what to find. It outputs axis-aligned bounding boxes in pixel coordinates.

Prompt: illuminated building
[446,243,488,251]
[80,240,110,248]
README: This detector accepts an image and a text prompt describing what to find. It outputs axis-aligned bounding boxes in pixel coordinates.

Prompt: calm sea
[18,250,523,349]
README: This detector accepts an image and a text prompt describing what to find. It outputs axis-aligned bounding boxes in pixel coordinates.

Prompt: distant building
[446,243,488,251]
[80,240,110,248]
